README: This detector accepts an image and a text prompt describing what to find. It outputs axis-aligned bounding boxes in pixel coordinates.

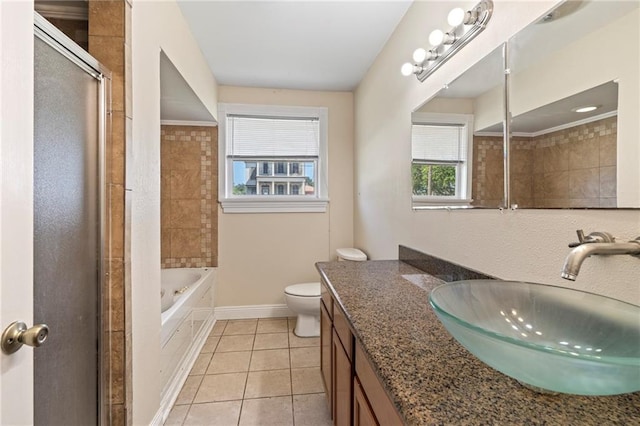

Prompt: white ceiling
[176,0,412,91]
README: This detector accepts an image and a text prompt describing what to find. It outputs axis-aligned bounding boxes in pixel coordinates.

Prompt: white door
[1,2,36,425]
[2,5,107,424]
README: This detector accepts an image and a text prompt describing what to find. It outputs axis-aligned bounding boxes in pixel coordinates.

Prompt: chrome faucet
[561,230,640,281]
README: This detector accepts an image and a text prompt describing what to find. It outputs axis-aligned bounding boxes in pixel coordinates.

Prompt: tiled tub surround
[161,125,218,268]
[88,0,132,423]
[472,116,617,208]
[315,260,640,424]
[472,135,505,207]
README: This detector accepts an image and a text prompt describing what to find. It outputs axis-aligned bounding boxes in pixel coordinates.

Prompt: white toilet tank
[336,248,367,262]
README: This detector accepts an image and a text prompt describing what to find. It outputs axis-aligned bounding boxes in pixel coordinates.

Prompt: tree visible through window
[411,113,473,205]
[412,164,456,196]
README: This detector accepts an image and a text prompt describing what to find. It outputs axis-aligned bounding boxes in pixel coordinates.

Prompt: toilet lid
[285,282,321,297]
[336,247,367,261]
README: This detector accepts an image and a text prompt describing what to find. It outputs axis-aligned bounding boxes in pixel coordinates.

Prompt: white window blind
[227,115,319,157]
[411,124,467,162]
[219,103,329,213]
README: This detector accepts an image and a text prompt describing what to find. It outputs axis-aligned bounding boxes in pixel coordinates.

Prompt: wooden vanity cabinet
[355,342,404,425]
[321,279,401,426]
[333,328,352,425]
[354,377,378,426]
[320,296,333,413]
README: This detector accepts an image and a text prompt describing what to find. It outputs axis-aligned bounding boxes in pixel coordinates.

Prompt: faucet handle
[568,229,586,248]
[568,230,615,247]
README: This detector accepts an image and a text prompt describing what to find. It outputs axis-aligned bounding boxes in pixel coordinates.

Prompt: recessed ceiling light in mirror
[573,105,598,113]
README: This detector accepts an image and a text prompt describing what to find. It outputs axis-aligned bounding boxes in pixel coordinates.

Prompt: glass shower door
[33,34,100,425]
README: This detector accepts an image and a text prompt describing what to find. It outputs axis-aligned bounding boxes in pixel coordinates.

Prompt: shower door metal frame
[34,12,111,426]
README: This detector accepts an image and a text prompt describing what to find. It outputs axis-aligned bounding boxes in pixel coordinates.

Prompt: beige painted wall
[217,86,354,307]
[131,1,218,423]
[354,0,640,305]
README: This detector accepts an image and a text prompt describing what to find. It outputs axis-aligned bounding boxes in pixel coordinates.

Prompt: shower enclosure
[33,14,109,425]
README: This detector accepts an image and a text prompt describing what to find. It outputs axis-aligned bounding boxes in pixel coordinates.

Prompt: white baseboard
[214,304,294,320]
[154,315,216,426]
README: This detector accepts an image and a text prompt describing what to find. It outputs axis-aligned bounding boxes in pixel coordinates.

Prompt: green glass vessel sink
[429,280,640,395]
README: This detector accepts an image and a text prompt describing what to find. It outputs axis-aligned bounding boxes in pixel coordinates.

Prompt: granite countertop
[316,260,640,425]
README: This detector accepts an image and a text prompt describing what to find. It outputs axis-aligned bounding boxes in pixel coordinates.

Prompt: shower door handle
[1,321,49,354]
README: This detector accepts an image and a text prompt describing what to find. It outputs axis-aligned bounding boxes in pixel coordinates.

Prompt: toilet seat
[285,282,320,297]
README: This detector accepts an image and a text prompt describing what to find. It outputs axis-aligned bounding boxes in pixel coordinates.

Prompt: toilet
[285,248,367,337]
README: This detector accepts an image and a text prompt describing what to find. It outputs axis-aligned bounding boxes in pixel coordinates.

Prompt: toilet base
[294,313,320,337]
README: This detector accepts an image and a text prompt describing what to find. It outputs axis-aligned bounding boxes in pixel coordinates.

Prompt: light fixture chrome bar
[415,0,493,82]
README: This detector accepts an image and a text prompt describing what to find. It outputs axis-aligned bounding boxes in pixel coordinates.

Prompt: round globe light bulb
[401,62,414,77]
[448,8,466,27]
[412,48,427,63]
[429,29,445,47]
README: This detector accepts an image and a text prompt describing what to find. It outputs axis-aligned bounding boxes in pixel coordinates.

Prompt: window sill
[220,197,329,213]
[412,198,473,210]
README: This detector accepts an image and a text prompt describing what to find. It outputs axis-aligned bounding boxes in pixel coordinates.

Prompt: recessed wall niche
[161,125,218,268]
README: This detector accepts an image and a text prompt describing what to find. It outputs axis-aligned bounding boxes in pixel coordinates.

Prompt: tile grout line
[236,327,254,426]
[170,318,328,426]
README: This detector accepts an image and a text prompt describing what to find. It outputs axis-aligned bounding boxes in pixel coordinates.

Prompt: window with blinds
[219,103,329,213]
[411,113,473,205]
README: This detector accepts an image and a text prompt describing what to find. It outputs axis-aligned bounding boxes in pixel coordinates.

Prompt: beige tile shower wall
[160,125,218,268]
[472,117,617,208]
[472,136,504,206]
[88,0,131,423]
[528,117,617,208]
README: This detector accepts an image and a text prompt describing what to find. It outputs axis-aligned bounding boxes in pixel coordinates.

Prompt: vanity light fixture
[401,0,493,82]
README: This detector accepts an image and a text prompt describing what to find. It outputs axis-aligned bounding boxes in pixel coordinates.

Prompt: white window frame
[411,112,474,208]
[219,103,329,213]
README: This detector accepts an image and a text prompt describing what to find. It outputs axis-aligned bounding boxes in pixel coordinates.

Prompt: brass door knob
[1,321,49,354]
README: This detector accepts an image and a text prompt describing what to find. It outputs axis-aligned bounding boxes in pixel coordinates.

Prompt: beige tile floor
[164,318,332,426]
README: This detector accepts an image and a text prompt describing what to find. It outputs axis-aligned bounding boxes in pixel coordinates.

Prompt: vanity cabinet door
[320,301,332,414]
[333,329,352,426]
[321,279,333,319]
[355,342,404,425]
[354,377,378,426]
[333,304,353,360]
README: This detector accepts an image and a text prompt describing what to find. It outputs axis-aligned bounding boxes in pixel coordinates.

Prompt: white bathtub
[161,268,214,347]
[159,267,216,419]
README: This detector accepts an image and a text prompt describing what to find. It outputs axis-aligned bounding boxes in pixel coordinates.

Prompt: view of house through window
[232,160,316,196]
[219,103,328,213]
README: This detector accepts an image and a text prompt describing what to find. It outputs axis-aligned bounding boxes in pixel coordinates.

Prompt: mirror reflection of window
[411,113,473,207]
[412,44,505,209]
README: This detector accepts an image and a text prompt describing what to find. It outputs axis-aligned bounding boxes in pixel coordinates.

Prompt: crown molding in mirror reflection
[507,0,640,209]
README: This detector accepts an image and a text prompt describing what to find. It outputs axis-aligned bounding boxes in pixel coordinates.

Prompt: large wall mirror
[412,45,505,208]
[508,0,639,208]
